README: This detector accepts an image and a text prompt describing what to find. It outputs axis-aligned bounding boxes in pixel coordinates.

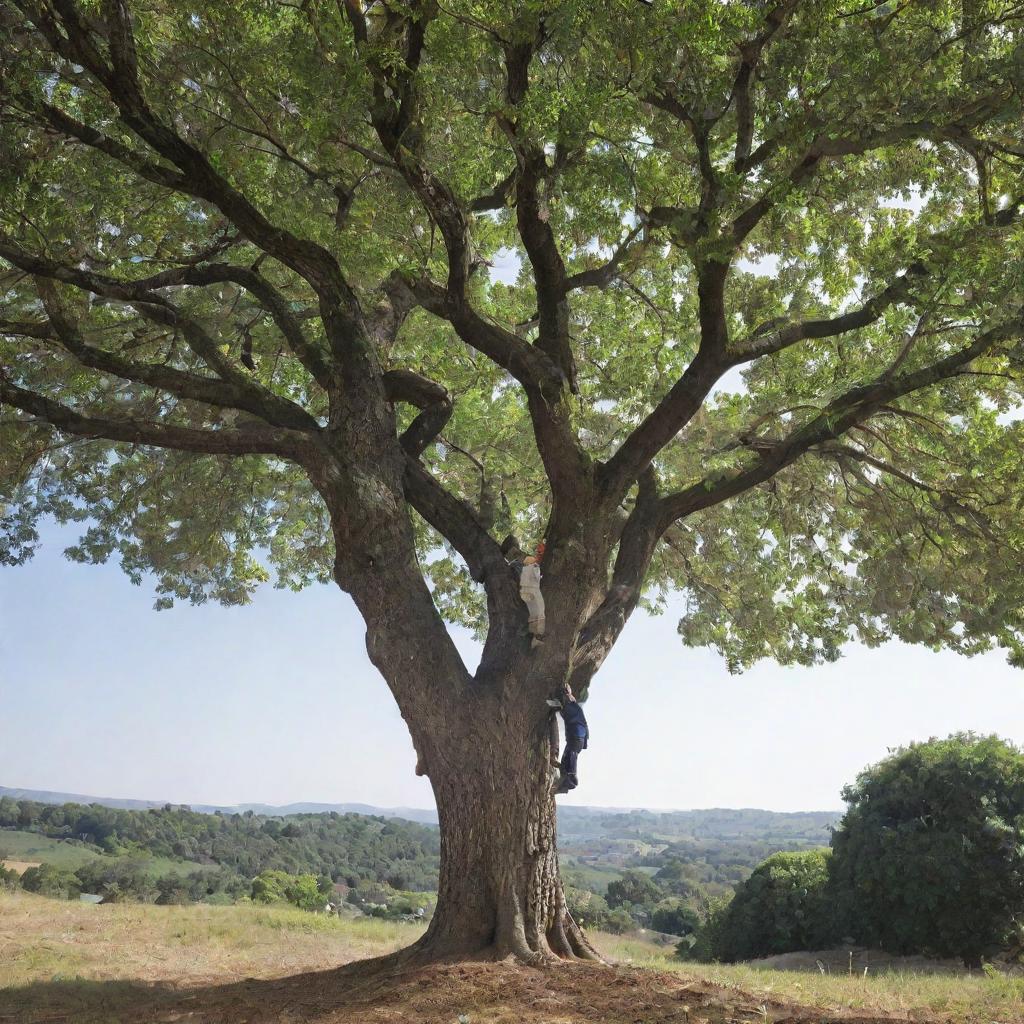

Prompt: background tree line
[0,800,440,890]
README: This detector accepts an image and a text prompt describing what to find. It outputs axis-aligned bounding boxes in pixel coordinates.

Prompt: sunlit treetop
[2,0,1023,671]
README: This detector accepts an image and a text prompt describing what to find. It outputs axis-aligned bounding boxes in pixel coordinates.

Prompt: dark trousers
[560,735,584,790]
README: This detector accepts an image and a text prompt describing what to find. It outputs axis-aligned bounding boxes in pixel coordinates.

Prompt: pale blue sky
[1,518,1022,813]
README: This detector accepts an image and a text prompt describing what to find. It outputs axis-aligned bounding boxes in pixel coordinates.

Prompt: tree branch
[731,0,800,169]
[563,222,646,294]
[24,281,319,432]
[499,35,577,392]
[730,88,1016,246]
[599,260,731,502]
[0,238,318,431]
[387,274,560,393]
[570,467,662,694]
[382,367,523,673]
[657,318,1023,530]
[0,378,309,459]
[732,261,930,360]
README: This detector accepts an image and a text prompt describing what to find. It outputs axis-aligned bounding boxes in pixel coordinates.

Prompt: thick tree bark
[409,685,601,963]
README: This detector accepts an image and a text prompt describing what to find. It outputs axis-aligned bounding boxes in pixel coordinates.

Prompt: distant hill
[0,786,169,812]
[1,787,839,833]
[0,787,438,824]
[557,805,840,842]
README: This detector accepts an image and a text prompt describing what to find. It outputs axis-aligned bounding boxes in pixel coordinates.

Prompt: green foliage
[829,733,1024,966]
[346,881,434,920]
[677,894,733,963]
[251,870,330,911]
[251,869,292,904]
[3,799,440,891]
[73,860,159,903]
[651,900,701,938]
[0,865,20,891]
[652,859,693,897]
[1,2,1022,670]
[692,850,836,962]
[564,885,611,931]
[606,869,665,910]
[561,808,838,901]
[603,907,637,935]
[20,863,81,900]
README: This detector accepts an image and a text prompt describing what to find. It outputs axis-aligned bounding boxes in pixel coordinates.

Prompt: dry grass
[0,889,422,990]
[2,891,1023,1023]
[0,860,41,875]
[594,933,1024,1022]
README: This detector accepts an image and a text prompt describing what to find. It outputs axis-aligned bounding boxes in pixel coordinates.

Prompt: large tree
[1,0,1023,964]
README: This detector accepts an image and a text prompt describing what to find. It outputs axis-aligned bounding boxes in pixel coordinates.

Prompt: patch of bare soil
[0,860,41,875]
[0,958,943,1024]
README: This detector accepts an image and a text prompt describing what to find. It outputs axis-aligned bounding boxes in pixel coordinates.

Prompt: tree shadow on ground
[0,957,917,1024]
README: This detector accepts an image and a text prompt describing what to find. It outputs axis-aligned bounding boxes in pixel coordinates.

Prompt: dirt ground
[0,860,41,875]
[0,957,935,1024]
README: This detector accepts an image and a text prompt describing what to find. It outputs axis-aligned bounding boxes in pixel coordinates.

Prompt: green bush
[651,899,700,937]
[0,865,20,891]
[20,864,81,900]
[694,849,835,962]
[251,869,330,911]
[829,733,1024,967]
[251,869,292,903]
[565,886,611,930]
[606,870,663,910]
[677,894,731,962]
[74,861,159,903]
[603,907,635,934]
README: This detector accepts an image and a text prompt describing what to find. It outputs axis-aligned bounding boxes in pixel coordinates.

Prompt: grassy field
[561,856,628,892]
[0,830,105,871]
[597,933,1024,1022]
[1,890,1022,1023]
[0,830,215,878]
[0,889,420,990]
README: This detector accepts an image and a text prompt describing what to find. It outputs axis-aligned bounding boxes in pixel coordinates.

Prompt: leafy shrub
[20,864,81,900]
[693,850,835,962]
[251,869,330,911]
[605,870,663,910]
[677,894,731,962]
[74,860,159,903]
[830,733,1024,967]
[651,899,700,937]
[653,859,694,897]
[603,907,636,934]
[565,886,611,930]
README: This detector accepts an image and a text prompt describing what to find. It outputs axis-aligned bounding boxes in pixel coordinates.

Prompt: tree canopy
[2,2,1024,673]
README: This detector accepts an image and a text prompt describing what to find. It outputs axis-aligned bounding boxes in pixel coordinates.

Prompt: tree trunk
[409,695,601,963]
[314,440,608,964]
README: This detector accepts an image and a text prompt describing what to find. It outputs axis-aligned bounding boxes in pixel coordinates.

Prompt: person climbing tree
[547,686,589,794]
[502,536,546,647]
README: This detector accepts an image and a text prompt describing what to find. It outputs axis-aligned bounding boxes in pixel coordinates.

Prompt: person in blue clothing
[547,684,588,794]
